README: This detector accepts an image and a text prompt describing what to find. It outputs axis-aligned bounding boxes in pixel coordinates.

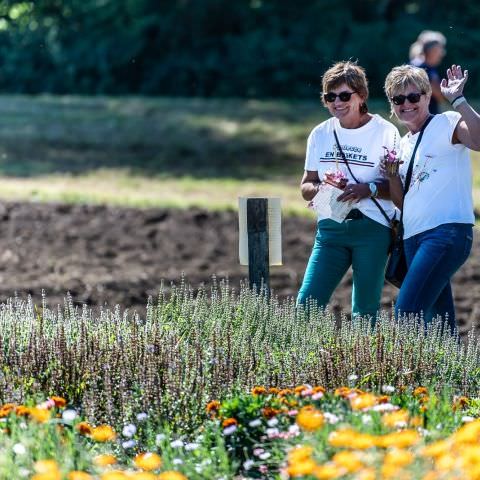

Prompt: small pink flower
[287,410,298,416]
[259,465,268,474]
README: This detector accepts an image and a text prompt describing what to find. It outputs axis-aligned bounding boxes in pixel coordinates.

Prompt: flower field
[0,281,479,479]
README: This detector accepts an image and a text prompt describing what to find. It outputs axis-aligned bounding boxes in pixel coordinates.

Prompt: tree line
[0,0,478,98]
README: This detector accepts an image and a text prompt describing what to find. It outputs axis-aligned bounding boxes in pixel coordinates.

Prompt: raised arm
[441,64,480,151]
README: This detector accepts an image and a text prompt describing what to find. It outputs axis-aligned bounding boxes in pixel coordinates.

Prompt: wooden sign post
[238,197,282,294]
[246,198,270,293]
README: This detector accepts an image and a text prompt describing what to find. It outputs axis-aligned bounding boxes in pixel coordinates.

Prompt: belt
[345,209,365,220]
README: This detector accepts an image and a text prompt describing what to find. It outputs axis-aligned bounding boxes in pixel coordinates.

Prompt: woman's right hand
[380,157,403,179]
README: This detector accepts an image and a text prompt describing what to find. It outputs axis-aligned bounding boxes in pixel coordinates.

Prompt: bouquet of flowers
[308,169,352,223]
[383,146,402,176]
[322,170,348,190]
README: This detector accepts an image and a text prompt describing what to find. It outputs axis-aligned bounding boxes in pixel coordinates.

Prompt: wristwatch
[368,182,378,198]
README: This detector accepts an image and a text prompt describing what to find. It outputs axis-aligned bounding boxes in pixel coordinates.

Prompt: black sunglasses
[391,92,425,105]
[323,91,356,103]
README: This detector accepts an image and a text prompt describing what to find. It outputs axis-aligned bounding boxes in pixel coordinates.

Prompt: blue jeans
[395,223,473,333]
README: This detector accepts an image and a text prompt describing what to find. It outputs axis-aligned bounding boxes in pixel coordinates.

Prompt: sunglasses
[391,92,425,105]
[323,91,356,103]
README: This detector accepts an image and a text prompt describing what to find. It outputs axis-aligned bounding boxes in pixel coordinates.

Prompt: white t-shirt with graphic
[399,112,474,240]
[305,114,399,227]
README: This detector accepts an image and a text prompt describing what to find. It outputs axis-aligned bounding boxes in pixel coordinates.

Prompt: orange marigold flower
[157,472,188,480]
[286,458,317,477]
[278,388,294,397]
[413,386,428,397]
[419,395,429,404]
[50,396,67,408]
[288,446,314,463]
[332,451,364,473]
[382,409,409,429]
[378,395,390,404]
[90,425,116,442]
[268,387,280,395]
[312,386,326,394]
[296,406,324,431]
[294,385,308,395]
[134,452,162,471]
[206,400,220,414]
[251,386,267,396]
[262,407,281,419]
[452,396,469,411]
[378,430,421,449]
[410,416,424,428]
[93,454,117,467]
[222,417,238,428]
[130,473,158,480]
[15,405,31,417]
[76,422,93,435]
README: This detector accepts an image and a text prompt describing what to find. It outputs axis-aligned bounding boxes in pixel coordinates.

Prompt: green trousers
[297,215,391,318]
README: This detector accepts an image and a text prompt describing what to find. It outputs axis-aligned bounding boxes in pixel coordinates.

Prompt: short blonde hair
[322,61,369,107]
[384,65,432,100]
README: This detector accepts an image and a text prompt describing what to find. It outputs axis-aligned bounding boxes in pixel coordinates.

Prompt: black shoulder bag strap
[399,114,434,225]
[333,129,392,225]
[333,114,434,226]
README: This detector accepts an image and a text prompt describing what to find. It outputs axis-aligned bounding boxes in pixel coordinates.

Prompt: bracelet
[451,96,467,109]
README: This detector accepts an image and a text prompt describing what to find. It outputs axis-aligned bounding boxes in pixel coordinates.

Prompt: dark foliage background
[0,0,478,97]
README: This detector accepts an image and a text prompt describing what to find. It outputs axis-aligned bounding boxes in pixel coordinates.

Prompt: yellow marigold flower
[30,407,52,423]
[452,419,480,444]
[296,406,324,431]
[268,387,280,394]
[294,385,308,395]
[31,474,62,480]
[76,422,93,435]
[222,417,238,428]
[384,448,414,467]
[434,453,457,471]
[287,458,317,477]
[251,386,267,395]
[288,446,314,463]
[34,459,60,474]
[134,452,162,471]
[157,472,188,480]
[382,409,410,429]
[100,472,129,480]
[90,425,116,442]
[355,468,376,480]
[50,396,67,408]
[420,440,452,458]
[312,462,345,479]
[413,386,428,397]
[332,451,364,472]
[379,430,421,449]
[67,472,93,480]
[328,429,358,448]
[381,462,409,479]
[350,393,377,411]
[129,473,158,480]
[206,400,220,414]
[278,388,294,397]
[94,454,117,467]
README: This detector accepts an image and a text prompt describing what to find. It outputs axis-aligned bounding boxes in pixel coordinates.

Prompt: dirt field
[0,201,478,335]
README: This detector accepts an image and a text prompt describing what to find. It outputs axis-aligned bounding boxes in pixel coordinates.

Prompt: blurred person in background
[297,61,399,319]
[383,64,480,334]
[409,30,447,114]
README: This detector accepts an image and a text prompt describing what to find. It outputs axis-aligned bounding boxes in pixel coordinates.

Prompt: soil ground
[0,201,478,336]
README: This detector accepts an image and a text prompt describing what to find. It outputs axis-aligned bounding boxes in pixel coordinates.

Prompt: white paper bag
[310,184,353,223]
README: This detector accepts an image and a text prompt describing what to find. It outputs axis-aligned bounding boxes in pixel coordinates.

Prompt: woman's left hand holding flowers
[337,183,371,203]
[441,64,468,103]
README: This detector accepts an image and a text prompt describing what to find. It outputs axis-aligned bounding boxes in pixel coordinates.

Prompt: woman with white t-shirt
[297,61,400,318]
[383,64,480,333]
